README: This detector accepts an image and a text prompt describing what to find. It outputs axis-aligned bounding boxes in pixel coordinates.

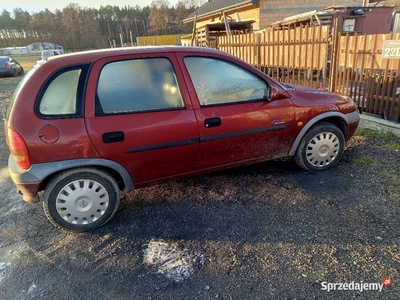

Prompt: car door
[84,54,199,186]
[181,55,295,170]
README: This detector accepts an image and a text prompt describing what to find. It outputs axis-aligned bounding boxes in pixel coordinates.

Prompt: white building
[0,42,64,55]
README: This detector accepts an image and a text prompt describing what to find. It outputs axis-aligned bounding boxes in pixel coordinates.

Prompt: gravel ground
[0,76,399,299]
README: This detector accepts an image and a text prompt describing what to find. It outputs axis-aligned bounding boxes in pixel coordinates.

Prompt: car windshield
[5,67,37,119]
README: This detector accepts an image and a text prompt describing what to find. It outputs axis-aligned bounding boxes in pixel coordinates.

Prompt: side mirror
[267,86,280,101]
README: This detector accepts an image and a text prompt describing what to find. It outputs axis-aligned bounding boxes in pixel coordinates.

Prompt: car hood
[280,83,358,116]
[283,83,352,105]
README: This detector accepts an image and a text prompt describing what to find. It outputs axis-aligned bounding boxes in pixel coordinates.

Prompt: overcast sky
[2,0,181,14]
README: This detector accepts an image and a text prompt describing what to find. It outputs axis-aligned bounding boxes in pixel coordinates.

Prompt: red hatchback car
[5,46,359,231]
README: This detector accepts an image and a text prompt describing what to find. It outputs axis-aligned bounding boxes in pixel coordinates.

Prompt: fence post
[255,33,261,68]
[329,18,340,92]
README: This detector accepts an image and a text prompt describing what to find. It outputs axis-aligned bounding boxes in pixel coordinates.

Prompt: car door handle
[102,131,125,143]
[204,117,221,128]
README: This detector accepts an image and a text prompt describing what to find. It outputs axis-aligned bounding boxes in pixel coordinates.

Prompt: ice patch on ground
[0,262,11,283]
[143,240,205,282]
[0,167,10,184]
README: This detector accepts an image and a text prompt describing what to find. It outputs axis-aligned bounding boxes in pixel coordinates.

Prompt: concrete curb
[358,114,400,137]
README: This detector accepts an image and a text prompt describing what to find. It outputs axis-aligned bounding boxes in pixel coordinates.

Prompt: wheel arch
[289,112,349,157]
[31,158,135,195]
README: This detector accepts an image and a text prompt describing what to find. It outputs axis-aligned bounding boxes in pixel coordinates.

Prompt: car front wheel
[43,168,120,232]
[294,122,345,171]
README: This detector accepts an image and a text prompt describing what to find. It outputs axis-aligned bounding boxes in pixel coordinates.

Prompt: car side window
[184,57,268,106]
[96,58,184,115]
[39,69,81,115]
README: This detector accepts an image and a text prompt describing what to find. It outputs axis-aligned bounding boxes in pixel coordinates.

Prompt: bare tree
[149,0,172,35]
[0,2,195,49]
[62,4,84,50]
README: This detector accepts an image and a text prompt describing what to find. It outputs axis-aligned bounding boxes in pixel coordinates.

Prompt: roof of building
[184,0,258,22]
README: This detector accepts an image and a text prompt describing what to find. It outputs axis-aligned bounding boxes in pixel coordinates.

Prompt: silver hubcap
[306,131,340,168]
[56,179,109,225]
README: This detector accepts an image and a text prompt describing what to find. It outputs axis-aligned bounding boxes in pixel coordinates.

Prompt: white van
[41,49,63,59]
[36,49,64,66]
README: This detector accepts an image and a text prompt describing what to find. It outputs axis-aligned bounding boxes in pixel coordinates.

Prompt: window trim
[199,97,269,108]
[95,57,186,116]
[35,64,91,119]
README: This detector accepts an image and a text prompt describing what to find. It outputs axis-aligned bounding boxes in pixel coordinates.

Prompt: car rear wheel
[43,168,120,232]
[294,122,345,171]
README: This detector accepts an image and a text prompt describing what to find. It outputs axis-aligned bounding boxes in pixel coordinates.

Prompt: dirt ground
[0,76,399,299]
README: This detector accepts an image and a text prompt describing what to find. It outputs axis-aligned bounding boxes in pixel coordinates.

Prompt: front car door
[179,55,295,170]
[85,53,199,187]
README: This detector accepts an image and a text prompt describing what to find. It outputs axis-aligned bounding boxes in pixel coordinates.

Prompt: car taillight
[7,128,31,170]
[5,62,10,68]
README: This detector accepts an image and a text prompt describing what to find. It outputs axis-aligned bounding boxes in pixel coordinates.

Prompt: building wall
[326,6,393,34]
[2,47,28,55]
[393,12,400,33]
[357,7,393,34]
[137,35,180,46]
[259,0,366,28]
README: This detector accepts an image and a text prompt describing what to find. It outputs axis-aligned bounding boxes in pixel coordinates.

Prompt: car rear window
[96,57,184,115]
[5,67,36,120]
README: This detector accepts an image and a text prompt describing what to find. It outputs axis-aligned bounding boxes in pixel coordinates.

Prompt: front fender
[288,111,359,156]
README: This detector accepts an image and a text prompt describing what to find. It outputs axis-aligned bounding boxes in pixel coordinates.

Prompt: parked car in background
[4,46,360,232]
[0,56,24,77]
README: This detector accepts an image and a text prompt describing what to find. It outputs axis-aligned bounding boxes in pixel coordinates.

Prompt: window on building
[343,19,356,32]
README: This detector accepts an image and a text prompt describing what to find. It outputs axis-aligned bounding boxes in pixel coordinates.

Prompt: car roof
[46,46,230,65]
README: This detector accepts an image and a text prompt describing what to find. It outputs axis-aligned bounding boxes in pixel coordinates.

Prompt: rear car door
[84,53,199,186]
[181,55,295,170]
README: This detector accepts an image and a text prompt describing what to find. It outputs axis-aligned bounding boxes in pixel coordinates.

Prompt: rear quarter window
[36,65,90,118]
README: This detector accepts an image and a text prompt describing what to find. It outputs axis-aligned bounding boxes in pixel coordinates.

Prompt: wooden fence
[218,25,330,90]
[331,30,400,122]
[214,24,400,122]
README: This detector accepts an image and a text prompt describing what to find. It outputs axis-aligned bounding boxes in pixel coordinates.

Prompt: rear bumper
[0,70,12,77]
[8,155,41,203]
[14,182,41,203]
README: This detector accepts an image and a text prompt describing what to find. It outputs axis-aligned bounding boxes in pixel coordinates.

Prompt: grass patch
[355,127,395,138]
[13,54,40,71]
[385,141,400,151]
[354,157,382,167]
[379,171,400,203]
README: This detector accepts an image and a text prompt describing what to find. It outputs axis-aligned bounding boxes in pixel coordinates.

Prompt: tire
[19,67,24,76]
[294,122,345,171]
[11,68,17,77]
[43,168,120,232]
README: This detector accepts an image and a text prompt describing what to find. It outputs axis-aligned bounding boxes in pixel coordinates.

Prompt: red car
[5,46,359,231]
